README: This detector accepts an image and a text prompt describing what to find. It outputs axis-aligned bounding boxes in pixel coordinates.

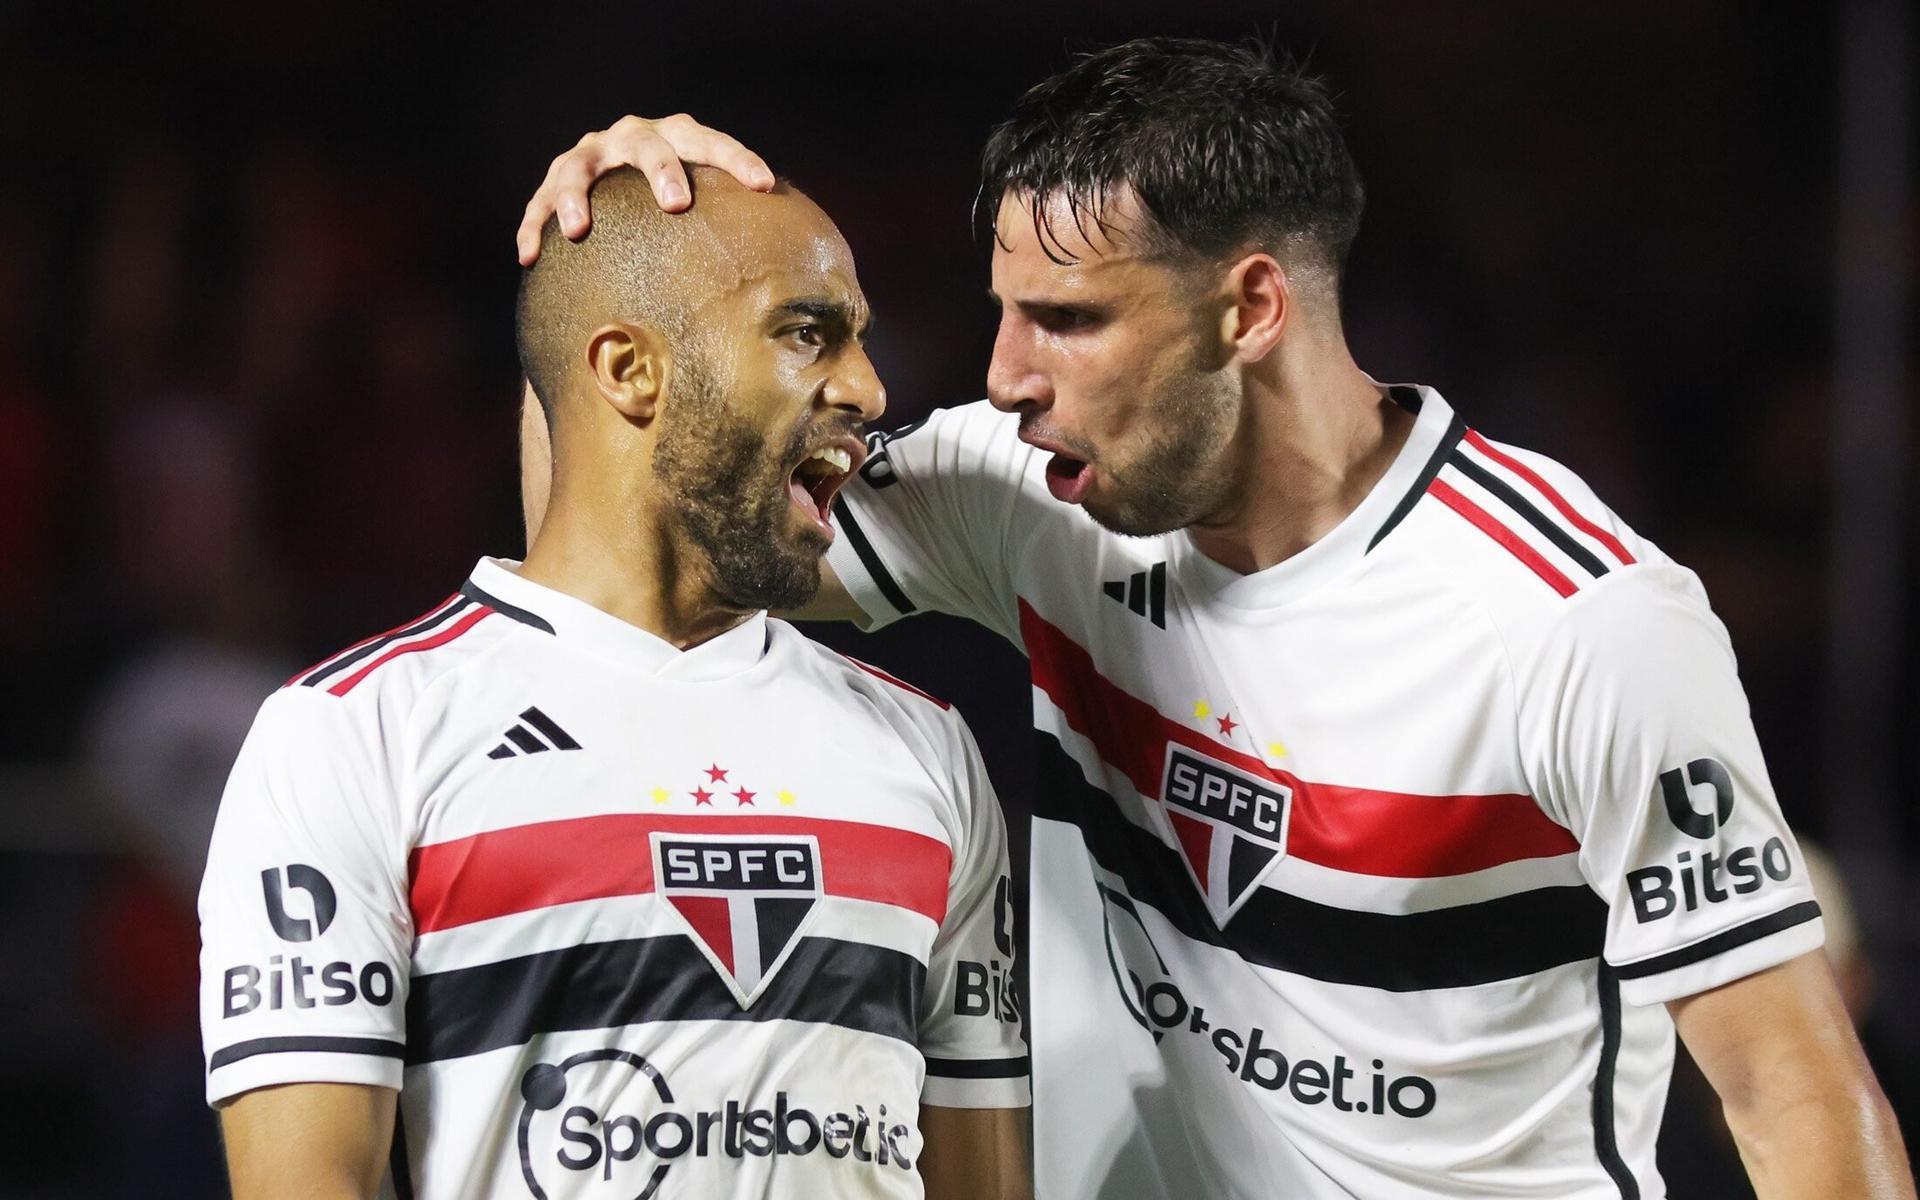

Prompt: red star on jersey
[1216,713,1239,736]
[705,764,729,783]
[691,787,714,806]
[733,787,757,807]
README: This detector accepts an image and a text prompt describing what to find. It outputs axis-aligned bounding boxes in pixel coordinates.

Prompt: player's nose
[987,316,1053,415]
[824,344,886,423]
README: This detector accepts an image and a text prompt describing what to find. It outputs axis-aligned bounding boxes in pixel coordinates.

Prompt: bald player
[200,167,1031,1199]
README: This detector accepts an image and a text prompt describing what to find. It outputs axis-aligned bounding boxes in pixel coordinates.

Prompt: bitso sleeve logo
[260,863,337,942]
[1628,756,1797,923]
[1160,746,1292,925]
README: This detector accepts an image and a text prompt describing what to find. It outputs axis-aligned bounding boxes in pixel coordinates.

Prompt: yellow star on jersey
[776,790,797,806]
[649,787,671,805]
[1267,741,1289,759]
[1193,700,1211,720]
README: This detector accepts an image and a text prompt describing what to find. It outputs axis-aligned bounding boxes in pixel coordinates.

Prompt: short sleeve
[827,400,1040,644]
[1518,566,1823,1008]
[198,688,414,1106]
[917,714,1030,1109]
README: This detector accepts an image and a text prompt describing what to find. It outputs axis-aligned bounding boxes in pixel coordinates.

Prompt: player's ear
[1221,252,1289,364]
[585,321,672,425]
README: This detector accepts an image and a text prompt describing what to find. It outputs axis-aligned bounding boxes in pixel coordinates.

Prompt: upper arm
[1518,567,1823,1006]
[823,402,1040,641]
[917,715,1030,1109]
[221,1082,396,1200]
[1670,951,1878,1118]
[919,1103,1032,1200]
[199,690,413,1109]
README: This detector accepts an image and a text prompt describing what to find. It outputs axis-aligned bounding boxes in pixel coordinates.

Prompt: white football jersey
[825,388,1821,1199]
[199,558,1027,1200]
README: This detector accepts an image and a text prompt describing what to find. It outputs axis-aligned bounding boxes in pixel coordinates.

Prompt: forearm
[220,1082,396,1200]
[919,1104,1033,1200]
[1725,1079,1914,1200]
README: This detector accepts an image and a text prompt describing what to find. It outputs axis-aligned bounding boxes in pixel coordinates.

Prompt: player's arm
[200,689,414,1192]
[1522,566,1911,1196]
[1670,953,1913,1199]
[221,1082,396,1200]
[919,1105,1032,1200]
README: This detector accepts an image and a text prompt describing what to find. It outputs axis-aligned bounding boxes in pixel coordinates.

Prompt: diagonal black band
[459,580,557,634]
[1367,411,1467,553]
[1448,450,1609,579]
[406,934,923,1065]
[1591,963,1641,1198]
[1613,901,1822,981]
[520,706,580,750]
[209,1035,406,1071]
[832,496,917,616]
[1033,735,1607,991]
[299,598,474,688]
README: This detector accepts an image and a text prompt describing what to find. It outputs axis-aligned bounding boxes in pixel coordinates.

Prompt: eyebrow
[771,297,874,340]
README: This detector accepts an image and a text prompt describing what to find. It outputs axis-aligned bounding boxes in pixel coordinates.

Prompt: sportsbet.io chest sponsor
[1098,885,1437,1120]
[516,1048,912,1197]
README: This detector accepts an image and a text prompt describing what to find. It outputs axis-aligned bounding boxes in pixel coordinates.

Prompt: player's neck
[518,482,755,651]
[1184,344,1413,576]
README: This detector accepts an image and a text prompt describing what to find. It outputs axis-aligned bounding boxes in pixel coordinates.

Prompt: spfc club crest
[650,833,822,1006]
[1160,745,1292,926]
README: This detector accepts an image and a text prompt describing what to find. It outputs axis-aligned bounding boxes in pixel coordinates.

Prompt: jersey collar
[1168,384,1464,612]
[463,557,771,681]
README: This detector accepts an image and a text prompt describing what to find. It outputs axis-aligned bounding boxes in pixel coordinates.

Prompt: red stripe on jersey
[1463,429,1636,566]
[1018,601,1578,877]
[408,812,952,934]
[327,606,495,696]
[286,592,463,686]
[842,655,952,710]
[1428,479,1579,598]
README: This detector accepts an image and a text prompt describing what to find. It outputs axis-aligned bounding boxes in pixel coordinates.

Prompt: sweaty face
[987,190,1244,536]
[653,200,882,610]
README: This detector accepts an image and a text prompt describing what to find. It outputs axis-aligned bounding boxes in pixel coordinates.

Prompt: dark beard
[652,368,825,613]
[1085,368,1239,537]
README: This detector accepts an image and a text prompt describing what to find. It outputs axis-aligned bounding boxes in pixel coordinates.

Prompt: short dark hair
[976,37,1365,280]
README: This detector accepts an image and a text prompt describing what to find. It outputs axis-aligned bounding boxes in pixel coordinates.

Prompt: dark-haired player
[201,168,1030,1199]
[518,40,1913,1199]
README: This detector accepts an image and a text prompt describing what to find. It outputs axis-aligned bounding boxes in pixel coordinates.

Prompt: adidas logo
[1102,561,1167,629]
[486,707,582,760]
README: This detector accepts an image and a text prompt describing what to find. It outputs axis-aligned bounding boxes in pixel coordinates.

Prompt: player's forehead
[990,187,1177,304]
[706,194,867,320]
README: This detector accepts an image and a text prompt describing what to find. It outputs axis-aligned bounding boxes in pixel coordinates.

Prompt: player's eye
[786,323,826,348]
[1033,305,1100,334]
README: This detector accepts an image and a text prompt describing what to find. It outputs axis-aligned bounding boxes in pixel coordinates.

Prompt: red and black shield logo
[1160,746,1292,926]
[650,833,822,1006]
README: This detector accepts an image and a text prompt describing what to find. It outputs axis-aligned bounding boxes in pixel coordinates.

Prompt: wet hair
[976,36,1365,283]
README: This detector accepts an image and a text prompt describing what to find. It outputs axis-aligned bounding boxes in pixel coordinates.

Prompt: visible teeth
[805,447,852,473]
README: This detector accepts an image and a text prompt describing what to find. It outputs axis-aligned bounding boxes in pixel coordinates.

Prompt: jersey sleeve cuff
[1613,901,1824,1007]
[827,497,914,630]
[205,1036,406,1107]
[921,1054,1031,1109]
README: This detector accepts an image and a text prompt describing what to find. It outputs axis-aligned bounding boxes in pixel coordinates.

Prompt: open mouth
[1044,452,1093,504]
[787,442,860,535]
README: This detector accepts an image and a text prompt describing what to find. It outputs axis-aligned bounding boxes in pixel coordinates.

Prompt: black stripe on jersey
[458,580,557,634]
[1447,450,1610,579]
[925,1054,1031,1079]
[1366,410,1467,553]
[405,934,923,1065]
[297,598,474,688]
[1592,963,1640,1199]
[208,1035,407,1071]
[520,706,580,750]
[1612,901,1822,981]
[1034,736,1607,990]
[832,496,917,616]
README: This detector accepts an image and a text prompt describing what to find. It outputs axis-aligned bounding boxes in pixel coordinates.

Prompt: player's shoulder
[1389,423,1676,627]
[777,624,974,757]
[277,581,525,720]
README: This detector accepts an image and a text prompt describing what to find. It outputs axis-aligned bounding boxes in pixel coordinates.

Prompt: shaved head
[514,165,835,422]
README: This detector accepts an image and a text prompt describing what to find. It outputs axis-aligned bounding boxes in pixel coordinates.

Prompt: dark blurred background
[0,1,1912,1194]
